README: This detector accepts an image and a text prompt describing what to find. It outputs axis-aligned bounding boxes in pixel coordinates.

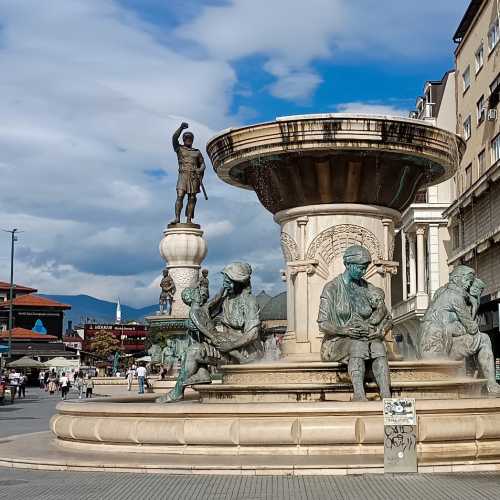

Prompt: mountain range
[41,294,158,327]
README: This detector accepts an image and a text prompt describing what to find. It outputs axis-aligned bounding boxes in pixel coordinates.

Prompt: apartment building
[448,0,500,349]
[391,71,457,357]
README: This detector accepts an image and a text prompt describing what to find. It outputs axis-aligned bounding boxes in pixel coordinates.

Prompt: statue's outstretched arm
[172,123,186,152]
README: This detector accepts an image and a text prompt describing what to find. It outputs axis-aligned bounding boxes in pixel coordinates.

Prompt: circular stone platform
[17,396,493,474]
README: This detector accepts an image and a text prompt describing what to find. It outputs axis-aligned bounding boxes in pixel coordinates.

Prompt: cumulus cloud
[0,0,282,307]
[177,0,467,101]
[334,102,409,117]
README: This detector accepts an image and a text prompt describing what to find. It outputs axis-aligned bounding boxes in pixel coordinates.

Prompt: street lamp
[2,228,21,358]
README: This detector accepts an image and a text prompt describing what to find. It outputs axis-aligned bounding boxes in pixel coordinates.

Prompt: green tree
[90,330,121,359]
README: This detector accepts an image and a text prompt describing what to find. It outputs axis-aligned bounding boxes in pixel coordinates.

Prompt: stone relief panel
[305,224,382,276]
[280,232,299,262]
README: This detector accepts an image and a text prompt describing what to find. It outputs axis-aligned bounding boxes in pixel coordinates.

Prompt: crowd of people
[36,369,95,400]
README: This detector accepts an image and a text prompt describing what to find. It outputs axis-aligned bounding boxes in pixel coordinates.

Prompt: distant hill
[41,294,157,327]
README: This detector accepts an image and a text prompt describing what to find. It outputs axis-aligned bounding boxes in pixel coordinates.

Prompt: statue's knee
[479,332,492,347]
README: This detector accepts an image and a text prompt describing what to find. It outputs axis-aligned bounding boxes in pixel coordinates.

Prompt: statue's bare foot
[183,368,211,387]
[170,219,180,225]
[486,383,500,397]
[352,394,368,402]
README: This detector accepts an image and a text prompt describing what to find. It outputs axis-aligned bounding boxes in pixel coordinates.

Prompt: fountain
[5,114,500,475]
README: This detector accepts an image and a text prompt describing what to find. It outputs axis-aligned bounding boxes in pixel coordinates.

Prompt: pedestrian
[38,370,45,390]
[44,370,50,391]
[136,364,147,394]
[59,371,69,400]
[8,369,20,398]
[126,366,135,391]
[75,371,84,399]
[18,372,27,398]
[85,375,94,398]
[48,375,57,395]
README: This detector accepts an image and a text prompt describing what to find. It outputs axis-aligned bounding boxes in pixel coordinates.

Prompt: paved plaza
[0,468,499,500]
[0,388,499,499]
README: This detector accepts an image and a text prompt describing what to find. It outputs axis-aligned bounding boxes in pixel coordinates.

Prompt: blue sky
[0,0,469,306]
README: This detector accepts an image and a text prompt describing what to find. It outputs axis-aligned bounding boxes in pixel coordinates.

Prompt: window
[477,95,486,124]
[465,164,472,188]
[489,19,500,52]
[492,133,500,164]
[475,43,484,73]
[478,149,486,174]
[462,66,471,92]
[463,115,472,140]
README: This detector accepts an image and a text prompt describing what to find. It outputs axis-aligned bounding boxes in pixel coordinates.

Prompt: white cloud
[177,0,467,101]
[334,102,409,117]
[0,0,283,307]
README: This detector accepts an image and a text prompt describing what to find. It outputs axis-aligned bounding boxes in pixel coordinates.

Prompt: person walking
[18,372,27,398]
[136,364,146,394]
[38,371,45,390]
[85,375,94,398]
[8,369,20,399]
[75,371,85,399]
[44,370,50,391]
[47,374,57,395]
[59,372,69,400]
[126,366,135,391]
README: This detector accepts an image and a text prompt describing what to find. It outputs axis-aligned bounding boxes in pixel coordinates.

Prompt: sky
[0,0,469,307]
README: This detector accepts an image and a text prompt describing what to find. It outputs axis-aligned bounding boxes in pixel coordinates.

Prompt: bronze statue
[198,268,209,300]
[157,262,263,403]
[318,245,392,401]
[159,269,175,315]
[171,122,207,225]
[419,265,500,395]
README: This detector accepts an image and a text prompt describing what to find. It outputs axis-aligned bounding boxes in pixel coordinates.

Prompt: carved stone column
[416,225,426,295]
[159,226,208,318]
[401,229,408,301]
[408,233,417,297]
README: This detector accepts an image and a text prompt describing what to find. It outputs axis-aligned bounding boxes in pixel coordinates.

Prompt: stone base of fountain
[194,360,485,404]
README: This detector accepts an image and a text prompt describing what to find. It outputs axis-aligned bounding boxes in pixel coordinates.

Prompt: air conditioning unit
[488,108,497,120]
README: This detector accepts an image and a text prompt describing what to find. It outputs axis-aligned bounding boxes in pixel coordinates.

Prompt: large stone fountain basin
[207,114,465,214]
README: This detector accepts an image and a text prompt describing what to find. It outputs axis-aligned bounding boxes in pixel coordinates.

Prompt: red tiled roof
[0,327,58,341]
[0,281,37,293]
[0,294,71,309]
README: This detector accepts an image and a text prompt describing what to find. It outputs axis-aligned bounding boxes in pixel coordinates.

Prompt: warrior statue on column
[171,122,207,225]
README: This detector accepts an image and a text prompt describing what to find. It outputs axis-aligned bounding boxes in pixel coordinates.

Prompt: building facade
[448,0,500,357]
[391,71,457,356]
[83,323,147,354]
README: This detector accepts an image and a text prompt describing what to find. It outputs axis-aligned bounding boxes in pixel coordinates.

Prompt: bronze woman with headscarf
[158,262,263,403]
[318,245,392,401]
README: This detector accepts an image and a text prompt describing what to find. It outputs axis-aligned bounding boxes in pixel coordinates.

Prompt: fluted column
[401,229,408,301]
[408,233,417,297]
[416,225,426,295]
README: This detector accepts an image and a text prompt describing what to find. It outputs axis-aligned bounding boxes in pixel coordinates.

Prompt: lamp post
[2,228,20,359]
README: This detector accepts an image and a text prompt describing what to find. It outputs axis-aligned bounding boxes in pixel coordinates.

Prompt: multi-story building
[391,71,457,356]
[447,0,500,356]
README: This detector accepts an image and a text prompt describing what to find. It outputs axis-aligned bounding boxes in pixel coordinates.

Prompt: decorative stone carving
[280,232,299,262]
[306,224,382,264]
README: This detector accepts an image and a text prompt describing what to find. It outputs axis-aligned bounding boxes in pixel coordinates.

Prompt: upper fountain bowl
[207,114,465,214]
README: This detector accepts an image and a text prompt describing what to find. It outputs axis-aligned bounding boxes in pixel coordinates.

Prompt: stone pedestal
[158,224,207,318]
[275,204,399,358]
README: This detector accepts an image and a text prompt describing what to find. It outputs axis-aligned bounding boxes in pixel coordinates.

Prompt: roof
[0,328,58,341]
[261,292,287,321]
[453,0,485,43]
[0,294,71,310]
[0,281,37,293]
[256,291,272,310]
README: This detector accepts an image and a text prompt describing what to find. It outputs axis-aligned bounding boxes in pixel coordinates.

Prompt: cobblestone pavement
[0,468,498,500]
